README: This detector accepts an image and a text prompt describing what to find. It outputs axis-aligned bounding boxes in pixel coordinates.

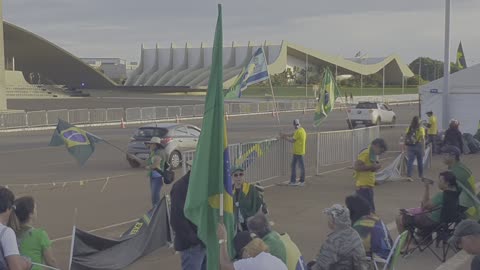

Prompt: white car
[346,102,396,129]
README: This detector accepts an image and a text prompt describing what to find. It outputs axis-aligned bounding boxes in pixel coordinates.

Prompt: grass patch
[242,86,418,98]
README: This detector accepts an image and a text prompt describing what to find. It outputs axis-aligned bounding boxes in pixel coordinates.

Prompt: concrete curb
[0,100,418,134]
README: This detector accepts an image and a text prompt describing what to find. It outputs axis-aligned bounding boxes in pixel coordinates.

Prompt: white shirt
[234,252,287,270]
[0,224,20,257]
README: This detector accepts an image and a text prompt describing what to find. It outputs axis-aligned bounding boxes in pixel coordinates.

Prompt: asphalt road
[0,101,424,269]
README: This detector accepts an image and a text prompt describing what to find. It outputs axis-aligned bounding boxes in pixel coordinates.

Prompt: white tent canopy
[420,64,480,134]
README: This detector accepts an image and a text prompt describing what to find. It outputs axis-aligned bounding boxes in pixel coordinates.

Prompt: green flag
[314,68,340,127]
[184,5,235,270]
[49,119,101,165]
[456,41,467,69]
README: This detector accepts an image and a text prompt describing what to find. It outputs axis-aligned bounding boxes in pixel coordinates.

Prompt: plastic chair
[373,231,408,270]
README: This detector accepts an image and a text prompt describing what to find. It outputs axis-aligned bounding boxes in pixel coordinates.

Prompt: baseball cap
[426,110,433,114]
[293,119,300,126]
[231,166,244,174]
[443,145,461,159]
[448,220,480,249]
[233,231,256,258]
[371,138,388,152]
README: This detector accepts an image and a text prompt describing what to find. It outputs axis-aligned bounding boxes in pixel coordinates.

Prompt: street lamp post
[442,0,451,129]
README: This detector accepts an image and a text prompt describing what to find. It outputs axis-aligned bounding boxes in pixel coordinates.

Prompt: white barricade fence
[181,126,380,185]
[1,112,27,129]
[141,107,156,120]
[47,110,69,125]
[155,107,168,119]
[181,105,195,117]
[167,106,181,119]
[106,108,124,122]
[68,109,90,124]
[89,109,107,123]
[26,111,47,127]
[125,107,142,122]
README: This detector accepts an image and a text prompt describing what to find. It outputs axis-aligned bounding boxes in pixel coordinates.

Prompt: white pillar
[382,67,385,99]
[442,0,451,129]
[305,54,308,98]
[12,57,15,71]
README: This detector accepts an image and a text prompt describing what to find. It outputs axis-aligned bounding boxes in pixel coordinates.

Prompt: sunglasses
[233,173,244,177]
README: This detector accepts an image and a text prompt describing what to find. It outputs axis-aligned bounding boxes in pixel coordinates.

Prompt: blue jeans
[180,244,206,270]
[290,154,305,183]
[407,144,424,178]
[150,176,163,206]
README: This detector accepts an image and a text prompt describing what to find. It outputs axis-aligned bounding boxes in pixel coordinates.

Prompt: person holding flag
[314,68,340,127]
[184,5,235,270]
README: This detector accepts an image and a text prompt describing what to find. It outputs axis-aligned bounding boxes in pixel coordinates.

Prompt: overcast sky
[4,0,480,66]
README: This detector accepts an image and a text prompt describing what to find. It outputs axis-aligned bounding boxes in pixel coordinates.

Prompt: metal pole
[443,0,451,129]
[402,75,405,94]
[382,67,385,100]
[12,56,15,71]
[360,75,363,95]
[305,54,308,98]
[419,58,422,84]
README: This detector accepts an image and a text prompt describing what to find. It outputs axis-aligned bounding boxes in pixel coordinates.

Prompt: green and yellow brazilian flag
[314,68,340,127]
[184,5,235,270]
[49,119,101,165]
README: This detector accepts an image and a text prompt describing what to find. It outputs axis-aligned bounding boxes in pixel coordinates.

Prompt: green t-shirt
[18,228,52,270]
[262,231,287,264]
[427,193,444,223]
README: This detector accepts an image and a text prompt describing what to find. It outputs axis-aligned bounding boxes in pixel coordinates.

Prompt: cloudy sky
[4,0,480,66]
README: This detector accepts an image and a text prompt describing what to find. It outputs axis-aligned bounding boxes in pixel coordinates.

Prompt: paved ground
[1,99,448,269]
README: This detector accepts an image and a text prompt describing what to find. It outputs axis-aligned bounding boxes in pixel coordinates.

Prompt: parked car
[346,102,396,129]
[126,123,201,169]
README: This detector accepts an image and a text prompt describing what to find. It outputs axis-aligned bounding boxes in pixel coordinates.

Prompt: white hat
[145,137,163,145]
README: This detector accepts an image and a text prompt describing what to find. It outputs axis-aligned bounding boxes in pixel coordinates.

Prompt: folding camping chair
[373,231,408,270]
[403,190,464,262]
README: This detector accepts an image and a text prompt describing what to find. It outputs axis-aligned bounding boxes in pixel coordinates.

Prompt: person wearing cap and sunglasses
[144,137,170,207]
[425,111,438,154]
[353,138,387,213]
[280,119,307,187]
[449,220,480,270]
[443,146,478,220]
[232,166,267,232]
[217,223,287,270]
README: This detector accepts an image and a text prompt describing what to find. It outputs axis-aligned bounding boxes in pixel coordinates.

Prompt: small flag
[225,47,269,99]
[314,68,341,127]
[49,119,101,165]
[235,140,273,170]
[354,51,361,58]
[456,41,467,69]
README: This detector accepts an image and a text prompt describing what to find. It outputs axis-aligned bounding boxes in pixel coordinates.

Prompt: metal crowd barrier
[0,100,321,130]
[181,126,380,185]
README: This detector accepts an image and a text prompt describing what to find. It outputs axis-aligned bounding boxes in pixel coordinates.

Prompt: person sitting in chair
[395,171,459,238]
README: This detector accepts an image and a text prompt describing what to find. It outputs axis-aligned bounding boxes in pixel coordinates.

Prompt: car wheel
[127,156,141,168]
[391,116,396,128]
[169,151,182,169]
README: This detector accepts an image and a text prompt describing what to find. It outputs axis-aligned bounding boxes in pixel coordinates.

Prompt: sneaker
[298,182,305,187]
[288,182,298,186]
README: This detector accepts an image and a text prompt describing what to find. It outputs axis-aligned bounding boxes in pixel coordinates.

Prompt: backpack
[0,226,9,270]
[405,128,418,146]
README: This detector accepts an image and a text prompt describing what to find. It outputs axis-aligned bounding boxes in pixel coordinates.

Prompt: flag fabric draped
[235,140,274,170]
[184,5,235,270]
[314,68,340,127]
[224,47,269,99]
[456,41,467,69]
[49,119,101,165]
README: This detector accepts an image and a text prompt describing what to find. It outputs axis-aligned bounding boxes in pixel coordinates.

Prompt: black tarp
[70,198,171,270]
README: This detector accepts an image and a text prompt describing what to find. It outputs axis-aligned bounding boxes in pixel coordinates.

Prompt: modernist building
[126,41,414,88]
[81,58,128,83]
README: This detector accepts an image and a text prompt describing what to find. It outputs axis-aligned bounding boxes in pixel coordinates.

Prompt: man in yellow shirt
[281,119,307,186]
[354,138,387,212]
[425,111,438,154]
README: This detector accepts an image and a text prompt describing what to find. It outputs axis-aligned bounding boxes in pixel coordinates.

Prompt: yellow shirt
[428,115,438,135]
[405,126,426,143]
[293,127,306,155]
[354,147,376,187]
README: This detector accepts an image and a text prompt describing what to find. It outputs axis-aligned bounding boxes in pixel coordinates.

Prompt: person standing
[145,137,169,207]
[443,119,464,153]
[170,171,206,270]
[449,220,480,270]
[12,196,58,270]
[425,111,438,154]
[405,116,426,180]
[0,187,31,270]
[353,138,387,212]
[280,119,307,186]
[232,167,267,232]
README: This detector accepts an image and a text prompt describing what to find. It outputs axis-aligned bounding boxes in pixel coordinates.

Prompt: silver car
[126,123,201,169]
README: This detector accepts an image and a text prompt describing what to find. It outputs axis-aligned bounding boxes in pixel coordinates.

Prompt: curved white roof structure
[126,40,414,88]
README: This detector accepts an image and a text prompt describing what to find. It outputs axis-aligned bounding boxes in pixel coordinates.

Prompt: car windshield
[133,127,169,139]
[356,103,377,109]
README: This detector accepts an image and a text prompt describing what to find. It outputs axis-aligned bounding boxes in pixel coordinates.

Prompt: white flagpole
[220,193,224,217]
[262,46,280,124]
[68,208,78,270]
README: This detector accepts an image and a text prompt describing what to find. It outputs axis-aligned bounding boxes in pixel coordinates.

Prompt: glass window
[188,127,201,137]
[133,128,168,139]
[174,126,189,136]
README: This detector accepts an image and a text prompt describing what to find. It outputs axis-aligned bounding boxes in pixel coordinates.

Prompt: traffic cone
[120,118,126,129]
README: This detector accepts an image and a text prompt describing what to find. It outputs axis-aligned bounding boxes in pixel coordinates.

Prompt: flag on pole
[49,119,101,165]
[235,140,274,170]
[456,41,467,69]
[184,5,235,270]
[224,47,269,99]
[314,68,340,127]
[354,51,361,58]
